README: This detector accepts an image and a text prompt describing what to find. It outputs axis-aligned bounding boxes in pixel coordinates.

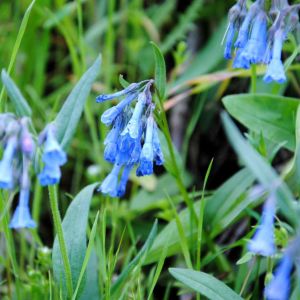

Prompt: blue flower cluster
[96,79,164,197]
[0,115,37,229]
[0,114,67,229]
[224,0,299,83]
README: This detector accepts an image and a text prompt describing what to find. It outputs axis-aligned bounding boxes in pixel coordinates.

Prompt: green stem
[156,92,197,270]
[0,192,21,300]
[158,100,197,222]
[239,257,256,296]
[48,185,73,298]
[76,0,86,72]
[250,64,257,94]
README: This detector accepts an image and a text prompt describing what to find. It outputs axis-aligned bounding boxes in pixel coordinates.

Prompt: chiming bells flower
[38,164,61,186]
[116,164,133,197]
[0,136,18,189]
[264,254,293,300]
[10,156,36,229]
[38,124,67,186]
[248,193,276,256]
[264,29,286,83]
[98,163,121,197]
[242,11,268,64]
[136,115,154,176]
[9,188,36,229]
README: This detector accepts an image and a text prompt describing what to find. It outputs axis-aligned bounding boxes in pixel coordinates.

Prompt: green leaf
[222,93,299,151]
[111,220,158,298]
[52,183,98,298]
[130,173,192,212]
[119,74,130,88]
[169,268,243,300]
[78,250,100,300]
[284,105,300,193]
[236,252,254,265]
[1,70,32,117]
[144,169,255,265]
[221,112,298,227]
[151,42,166,100]
[72,211,99,300]
[55,56,101,149]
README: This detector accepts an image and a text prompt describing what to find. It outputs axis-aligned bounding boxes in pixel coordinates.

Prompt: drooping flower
[264,29,286,83]
[101,93,137,126]
[265,254,293,300]
[224,23,237,60]
[117,164,133,197]
[153,123,164,166]
[233,47,250,69]
[40,124,66,166]
[136,115,154,176]
[38,164,62,186]
[248,193,276,256]
[98,163,121,197]
[38,124,67,186]
[10,157,36,229]
[234,0,261,48]
[242,11,268,64]
[9,188,36,229]
[0,136,18,189]
[223,0,246,60]
[96,79,164,197]
[96,82,141,103]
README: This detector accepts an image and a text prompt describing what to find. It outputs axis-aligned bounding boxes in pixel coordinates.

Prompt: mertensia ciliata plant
[2,0,300,299]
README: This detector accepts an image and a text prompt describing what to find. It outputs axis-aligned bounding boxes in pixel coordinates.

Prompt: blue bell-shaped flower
[38,164,62,186]
[96,83,140,103]
[265,254,293,300]
[0,136,17,190]
[42,125,66,166]
[264,29,286,83]
[9,188,36,229]
[248,194,276,256]
[137,116,154,176]
[242,11,268,64]
[117,164,133,197]
[101,93,137,126]
[98,163,121,197]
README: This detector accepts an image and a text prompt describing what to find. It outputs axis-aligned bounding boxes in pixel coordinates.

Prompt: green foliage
[52,183,98,298]
[221,112,298,227]
[151,42,166,100]
[223,93,298,151]
[169,268,243,300]
[1,70,32,117]
[55,56,101,149]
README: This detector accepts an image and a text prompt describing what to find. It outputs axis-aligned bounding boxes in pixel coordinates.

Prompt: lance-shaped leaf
[169,268,243,300]
[52,183,98,298]
[221,112,299,227]
[55,56,101,149]
[1,70,32,117]
[151,42,166,100]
